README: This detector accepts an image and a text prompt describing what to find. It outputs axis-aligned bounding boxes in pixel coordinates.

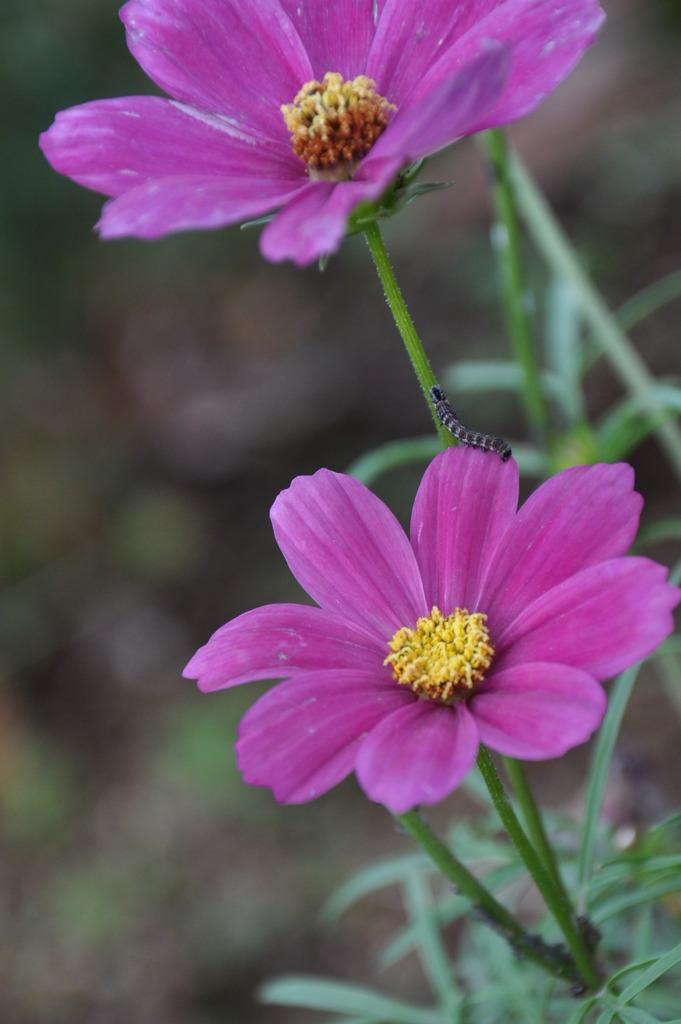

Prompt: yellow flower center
[385,607,494,704]
[282,72,395,181]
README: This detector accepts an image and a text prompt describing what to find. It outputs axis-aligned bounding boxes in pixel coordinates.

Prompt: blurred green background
[2,1,681,1021]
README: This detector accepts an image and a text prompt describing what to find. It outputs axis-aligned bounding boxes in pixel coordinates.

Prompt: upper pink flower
[184,448,679,813]
[40,0,605,265]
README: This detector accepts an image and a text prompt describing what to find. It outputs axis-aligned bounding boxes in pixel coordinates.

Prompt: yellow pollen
[282,72,395,181]
[385,607,494,704]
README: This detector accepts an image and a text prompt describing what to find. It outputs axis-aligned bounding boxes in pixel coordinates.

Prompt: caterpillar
[430,385,512,462]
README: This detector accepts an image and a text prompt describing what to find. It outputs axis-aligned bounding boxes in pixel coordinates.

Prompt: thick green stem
[482,129,549,442]
[396,809,582,985]
[503,756,571,909]
[364,222,452,446]
[477,746,600,992]
[508,150,681,481]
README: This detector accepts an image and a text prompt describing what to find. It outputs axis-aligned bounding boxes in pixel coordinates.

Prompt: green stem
[502,756,571,909]
[482,129,549,441]
[396,809,582,985]
[477,746,600,992]
[508,150,681,482]
[364,222,452,446]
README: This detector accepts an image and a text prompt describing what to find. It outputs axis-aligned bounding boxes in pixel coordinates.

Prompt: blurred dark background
[2,1,681,1021]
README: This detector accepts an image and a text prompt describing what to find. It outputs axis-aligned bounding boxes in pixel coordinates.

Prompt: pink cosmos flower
[40,0,604,266]
[184,448,679,813]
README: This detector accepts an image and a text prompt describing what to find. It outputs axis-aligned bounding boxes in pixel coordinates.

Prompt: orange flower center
[385,606,494,704]
[282,72,395,181]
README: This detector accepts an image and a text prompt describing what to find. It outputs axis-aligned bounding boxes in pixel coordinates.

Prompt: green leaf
[614,1007,672,1024]
[648,811,681,837]
[382,863,525,965]
[596,383,681,460]
[616,270,681,334]
[259,976,444,1024]
[348,177,450,234]
[606,958,662,988]
[577,666,641,910]
[321,853,430,923]
[582,269,681,372]
[633,518,681,551]
[544,276,585,424]
[508,151,681,482]
[443,359,576,422]
[593,877,681,923]
[333,1018,381,1024]
[564,995,599,1024]
[403,871,462,1018]
[444,359,526,393]
[344,432,546,483]
[346,437,441,485]
[503,443,547,475]
[617,942,681,1004]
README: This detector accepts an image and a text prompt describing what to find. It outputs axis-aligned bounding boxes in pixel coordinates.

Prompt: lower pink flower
[184,448,679,813]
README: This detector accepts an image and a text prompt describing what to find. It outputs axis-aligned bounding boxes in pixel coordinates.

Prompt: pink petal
[497,558,680,680]
[471,663,606,759]
[280,0,377,80]
[40,96,301,199]
[96,175,306,240]
[260,176,396,265]
[410,447,519,614]
[183,603,385,692]
[365,43,510,166]
[369,0,495,105]
[480,463,643,631]
[236,670,409,803]
[355,699,480,812]
[369,0,603,116]
[447,0,606,131]
[121,0,312,141]
[270,469,428,636]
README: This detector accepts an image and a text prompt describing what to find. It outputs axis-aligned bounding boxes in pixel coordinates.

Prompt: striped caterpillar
[430,385,512,462]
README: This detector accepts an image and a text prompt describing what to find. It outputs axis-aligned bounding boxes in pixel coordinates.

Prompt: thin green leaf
[655,651,681,724]
[595,853,681,879]
[593,877,681,923]
[444,359,525,393]
[322,854,430,923]
[614,1006,671,1024]
[671,558,681,587]
[617,942,681,1003]
[346,437,441,485]
[577,666,641,911]
[345,427,545,483]
[381,862,525,965]
[617,270,681,334]
[259,976,443,1024]
[509,151,681,481]
[589,861,681,909]
[596,384,681,461]
[648,811,681,837]
[333,1018,375,1024]
[544,276,585,424]
[504,443,547,476]
[582,270,681,372]
[633,518,681,551]
[564,995,599,1024]
[606,957,661,988]
[443,360,572,418]
[403,871,462,1018]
